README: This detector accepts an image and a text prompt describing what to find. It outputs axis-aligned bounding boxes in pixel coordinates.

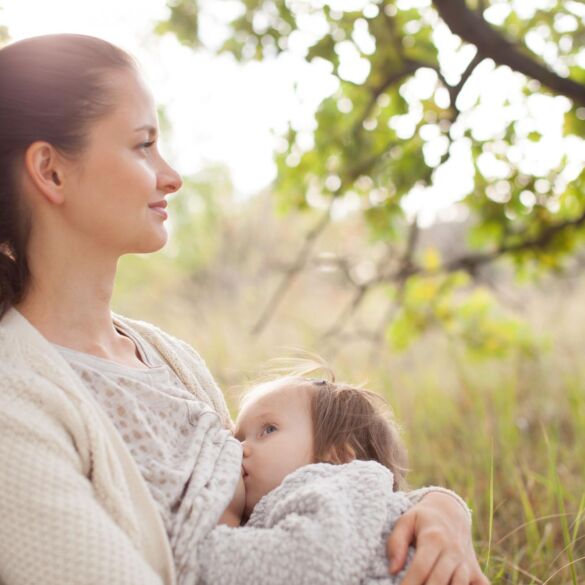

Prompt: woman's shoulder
[0,307,64,373]
[0,306,39,346]
[112,312,171,340]
[113,313,200,356]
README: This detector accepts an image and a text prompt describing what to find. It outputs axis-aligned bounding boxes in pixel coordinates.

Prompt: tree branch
[322,216,419,340]
[251,201,333,335]
[432,0,585,106]
[359,60,422,129]
[413,206,585,279]
[323,207,585,342]
[448,50,485,109]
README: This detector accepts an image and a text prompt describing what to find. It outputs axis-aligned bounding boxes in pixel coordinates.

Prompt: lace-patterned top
[52,322,242,583]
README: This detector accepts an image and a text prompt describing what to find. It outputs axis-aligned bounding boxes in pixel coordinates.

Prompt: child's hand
[386,492,489,585]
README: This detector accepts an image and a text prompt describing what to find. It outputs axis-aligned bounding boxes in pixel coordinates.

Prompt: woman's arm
[387,492,489,585]
[0,397,165,585]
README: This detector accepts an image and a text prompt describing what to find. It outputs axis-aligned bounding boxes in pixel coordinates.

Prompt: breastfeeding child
[198,373,470,585]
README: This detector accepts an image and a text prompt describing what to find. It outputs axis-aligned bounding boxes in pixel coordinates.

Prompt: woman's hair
[0,34,137,319]
[241,354,409,490]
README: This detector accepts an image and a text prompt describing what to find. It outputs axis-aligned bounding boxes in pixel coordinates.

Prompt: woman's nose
[157,160,183,195]
[242,442,251,457]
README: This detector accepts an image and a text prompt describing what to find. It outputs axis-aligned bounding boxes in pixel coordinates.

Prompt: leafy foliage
[0,4,10,46]
[387,270,539,358]
[155,0,585,357]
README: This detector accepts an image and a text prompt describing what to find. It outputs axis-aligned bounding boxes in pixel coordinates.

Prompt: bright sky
[1,0,312,196]
[2,0,581,225]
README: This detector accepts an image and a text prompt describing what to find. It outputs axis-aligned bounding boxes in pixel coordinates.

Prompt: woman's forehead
[95,69,158,134]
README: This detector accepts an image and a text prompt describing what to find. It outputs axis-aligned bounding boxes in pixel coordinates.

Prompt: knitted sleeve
[0,390,164,585]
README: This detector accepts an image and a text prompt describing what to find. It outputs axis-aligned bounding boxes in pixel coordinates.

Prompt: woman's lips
[149,200,168,219]
[150,207,168,219]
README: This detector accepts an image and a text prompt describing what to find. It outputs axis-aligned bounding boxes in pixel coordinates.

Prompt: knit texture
[0,307,472,585]
[199,460,414,585]
[53,317,243,567]
[0,308,232,585]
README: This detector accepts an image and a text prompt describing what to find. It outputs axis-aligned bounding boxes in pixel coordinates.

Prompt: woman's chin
[133,231,168,254]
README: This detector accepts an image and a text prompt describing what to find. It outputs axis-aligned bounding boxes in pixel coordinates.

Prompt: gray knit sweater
[198,460,414,585]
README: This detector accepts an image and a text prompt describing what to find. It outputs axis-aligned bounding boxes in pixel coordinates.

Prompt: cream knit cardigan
[0,307,232,585]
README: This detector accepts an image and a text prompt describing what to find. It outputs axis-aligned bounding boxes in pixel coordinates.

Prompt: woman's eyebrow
[134,125,158,136]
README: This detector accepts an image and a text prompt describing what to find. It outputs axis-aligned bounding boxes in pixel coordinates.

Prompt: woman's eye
[139,141,155,150]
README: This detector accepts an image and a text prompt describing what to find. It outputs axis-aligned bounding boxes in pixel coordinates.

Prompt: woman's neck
[14,224,147,362]
[14,255,121,354]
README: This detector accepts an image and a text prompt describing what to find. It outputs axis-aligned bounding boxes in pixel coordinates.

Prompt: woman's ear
[323,443,357,465]
[23,141,67,206]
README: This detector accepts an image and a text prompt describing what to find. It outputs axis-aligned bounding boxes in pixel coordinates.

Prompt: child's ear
[324,443,356,465]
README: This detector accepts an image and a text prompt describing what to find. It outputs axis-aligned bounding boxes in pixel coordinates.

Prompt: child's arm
[196,461,410,585]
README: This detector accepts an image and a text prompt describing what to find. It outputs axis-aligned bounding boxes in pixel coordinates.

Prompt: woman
[0,34,488,585]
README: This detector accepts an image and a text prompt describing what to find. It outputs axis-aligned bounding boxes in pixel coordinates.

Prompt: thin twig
[251,200,334,335]
[323,216,419,343]
[323,207,585,341]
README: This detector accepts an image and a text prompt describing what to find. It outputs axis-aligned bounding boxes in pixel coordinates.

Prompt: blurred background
[2,0,584,582]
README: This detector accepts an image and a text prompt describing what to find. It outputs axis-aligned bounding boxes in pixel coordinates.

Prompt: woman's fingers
[470,564,491,585]
[400,540,441,585]
[386,510,416,574]
[425,554,460,585]
[451,563,471,585]
[387,492,490,585]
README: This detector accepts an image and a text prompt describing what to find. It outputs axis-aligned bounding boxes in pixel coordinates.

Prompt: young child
[196,373,417,585]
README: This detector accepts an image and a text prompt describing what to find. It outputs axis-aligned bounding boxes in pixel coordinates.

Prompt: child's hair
[241,356,408,490]
[307,378,408,490]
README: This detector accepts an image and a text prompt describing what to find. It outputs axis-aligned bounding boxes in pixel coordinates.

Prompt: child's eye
[139,141,155,150]
[261,424,277,436]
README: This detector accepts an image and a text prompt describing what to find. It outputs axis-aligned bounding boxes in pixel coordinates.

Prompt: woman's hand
[387,492,490,585]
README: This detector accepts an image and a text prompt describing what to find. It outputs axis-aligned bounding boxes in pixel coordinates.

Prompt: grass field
[114,203,585,584]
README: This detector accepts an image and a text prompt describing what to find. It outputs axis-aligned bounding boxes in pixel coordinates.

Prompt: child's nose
[242,442,251,457]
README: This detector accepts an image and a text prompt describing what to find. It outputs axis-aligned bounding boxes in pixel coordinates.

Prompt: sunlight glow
[2,0,582,224]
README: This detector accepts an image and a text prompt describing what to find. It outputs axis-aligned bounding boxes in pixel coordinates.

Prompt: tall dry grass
[114,198,585,583]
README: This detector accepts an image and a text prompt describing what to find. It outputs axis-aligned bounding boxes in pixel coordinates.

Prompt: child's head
[235,375,407,518]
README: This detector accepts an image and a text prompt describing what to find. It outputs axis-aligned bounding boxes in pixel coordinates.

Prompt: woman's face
[57,68,182,256]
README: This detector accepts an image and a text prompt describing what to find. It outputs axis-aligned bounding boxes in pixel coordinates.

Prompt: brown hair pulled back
[0,34,137,320]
